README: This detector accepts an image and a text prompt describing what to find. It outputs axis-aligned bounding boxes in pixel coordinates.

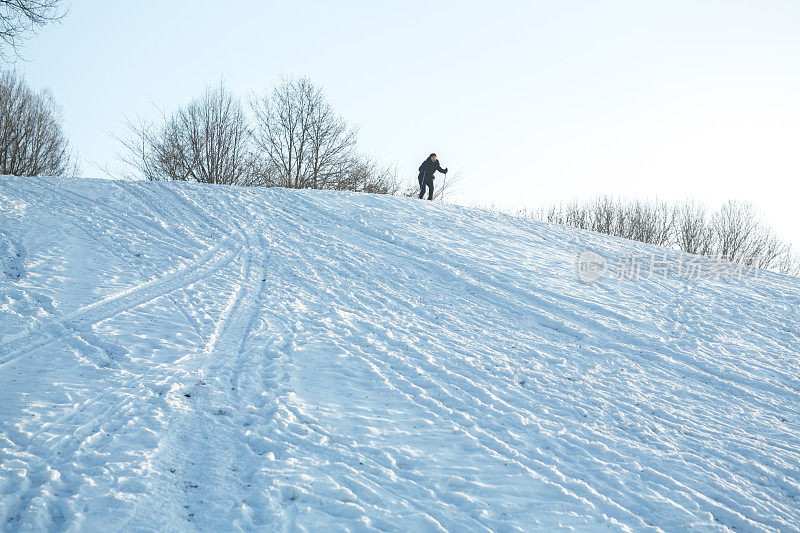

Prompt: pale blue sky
[15,0,800,244]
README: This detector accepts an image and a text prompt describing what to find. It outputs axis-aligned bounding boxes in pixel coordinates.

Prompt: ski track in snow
[1,176,799,532]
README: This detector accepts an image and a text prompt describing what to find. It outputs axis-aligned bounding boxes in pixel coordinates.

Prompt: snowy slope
[1,176,799,532]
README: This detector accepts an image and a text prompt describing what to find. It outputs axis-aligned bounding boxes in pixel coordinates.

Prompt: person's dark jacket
[418,157,447,182]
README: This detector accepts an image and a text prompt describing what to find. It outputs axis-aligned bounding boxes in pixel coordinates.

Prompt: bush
[529,197,798,275]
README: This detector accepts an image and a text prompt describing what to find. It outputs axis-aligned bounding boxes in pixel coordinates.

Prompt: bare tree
[591,196,615,235]
[119,76,399,195]
[0,0,65,59]
[250,77,359,190]
[250,77,314,189]
[773,247,800,276]
[0,69,76,176]
[708,201,795,270]
[306,92,358,189]
[710,201,758,262]
[674,201,712,255]
[626,199,673,246]
[119,81,257,185]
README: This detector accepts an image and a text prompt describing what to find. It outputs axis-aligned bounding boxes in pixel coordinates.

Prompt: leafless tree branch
[0,68,76,176]
[0,0,66,60]
[118,81,258,185]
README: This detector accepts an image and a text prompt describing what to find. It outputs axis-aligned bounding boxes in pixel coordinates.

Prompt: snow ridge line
[19,179,192,263]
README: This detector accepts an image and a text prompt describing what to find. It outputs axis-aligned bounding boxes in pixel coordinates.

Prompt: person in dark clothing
[418,153,448,200]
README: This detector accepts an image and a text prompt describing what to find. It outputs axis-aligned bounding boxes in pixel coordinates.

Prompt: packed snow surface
[1,176,799,532]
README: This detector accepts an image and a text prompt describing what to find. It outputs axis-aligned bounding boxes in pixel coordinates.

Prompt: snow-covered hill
[1,176,799,532]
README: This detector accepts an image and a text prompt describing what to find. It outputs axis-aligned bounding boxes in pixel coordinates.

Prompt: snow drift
[1,176,799,531]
